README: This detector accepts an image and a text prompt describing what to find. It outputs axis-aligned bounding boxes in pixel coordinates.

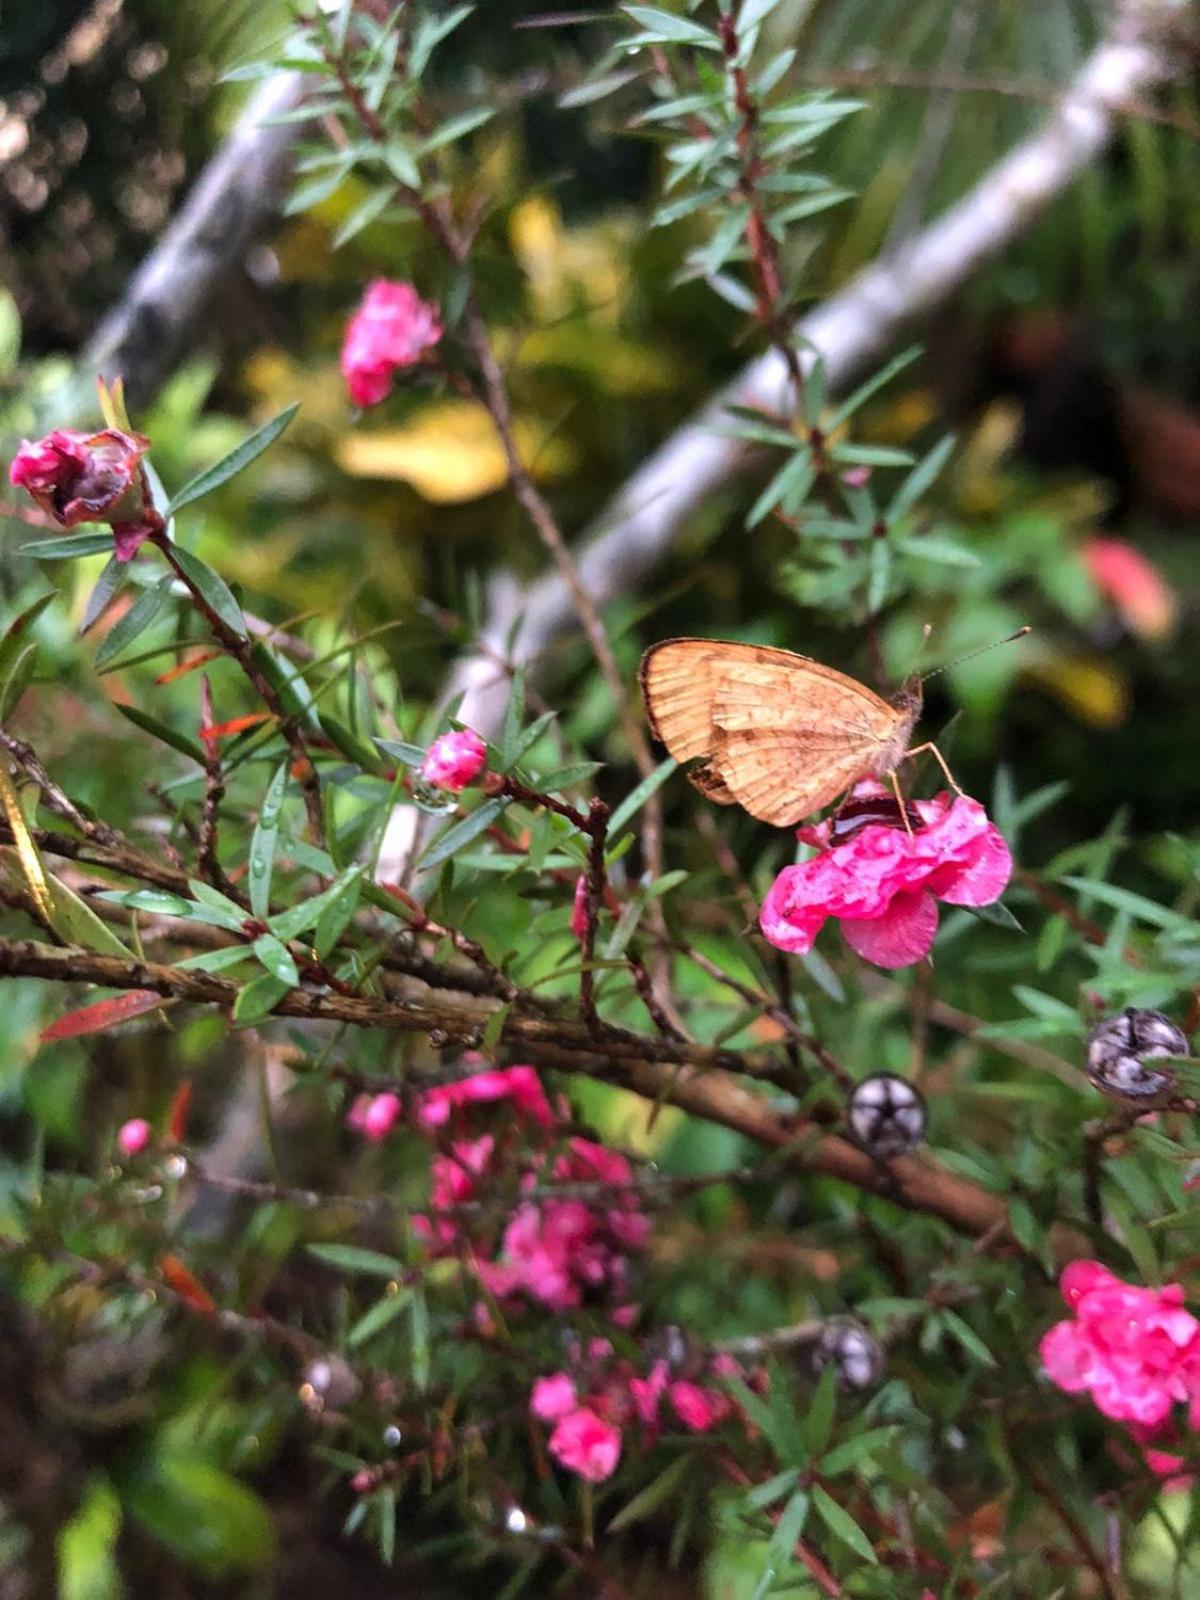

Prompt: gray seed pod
[1083,1009,1188,1105]
[811,1317,883,1393]
[847,1073,927,1158]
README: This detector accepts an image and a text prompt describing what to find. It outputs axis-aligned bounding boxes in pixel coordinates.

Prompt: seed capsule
[846,1073,927,1158]
[812,1317,883,1392]
[1083,1009,1188,1105]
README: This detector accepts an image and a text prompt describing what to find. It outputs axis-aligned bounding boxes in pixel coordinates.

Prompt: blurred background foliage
[1,0,1200,1593]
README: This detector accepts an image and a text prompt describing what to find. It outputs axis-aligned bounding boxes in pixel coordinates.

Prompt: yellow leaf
[337,401,574,503]
[0,766,51,923]
[1025,655,1129,730]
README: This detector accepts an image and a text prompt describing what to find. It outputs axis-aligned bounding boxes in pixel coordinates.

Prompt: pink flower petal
[841,890,938,969]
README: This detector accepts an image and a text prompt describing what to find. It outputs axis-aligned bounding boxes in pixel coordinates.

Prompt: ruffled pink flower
[413,1135,496,1247]
[629,1360,669,1428]
[531,1373,578,1422]
[760,784,1012,970]
[547,1407,622,1482]
[416,1064,553,1130]
[347,1091,402,1142]
[668,1379,731,1432]
[1039,1261,1200,1430]
[1084,535,1176,641]
[9,427,160,560]
[117,1117,151,1156]
[570,874,589,941]
[342,279,442,407]
[419,728,487,792]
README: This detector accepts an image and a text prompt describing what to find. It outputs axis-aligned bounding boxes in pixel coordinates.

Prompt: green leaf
[271,865,363,944]
[58,1474,121,1600]
[940,1310,997,1368]
[165,404,299,514]
[889,434,956,520]
[94,576,174,670]
[811,1483,877,1564]
[123,1456,275,1576]
[375,737,427,767]
[0,593,54,683]
[320,714,382,771]
[307,1243,405,1278]
[819,1426,900,1476]
[419,797,507,871]
[0,641,38,720]
[1062,876,1194,933]
[314,872,363,959]
[252,932,299,987]
[347,1287,412,1349]
[607,758,678,840]
[332,187,394,248]
[176,945,256,974]
[80,558,125,635]
[42,872,135,957]
[170,545,247,639]
[232,972,291,1025]
[249,762,289,918]
[20,532,114,560]
[962,898,1025,933]
[419,106,494,154]
[828,347,921,430]
[500,667,526,768]
[114,705,205,763]
[624,6,720,47]
[804,1361,837,1455]
[752,1491,809,1600]
[609,1456,693,1531]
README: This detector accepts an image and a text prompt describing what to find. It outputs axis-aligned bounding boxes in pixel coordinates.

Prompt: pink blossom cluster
[760,783,1012,969]
[1040,1261,1200,1438]
[342,279,442,407]
[530,1338,746,1482]
[348,1061,651,1314]
[419,728,487,792]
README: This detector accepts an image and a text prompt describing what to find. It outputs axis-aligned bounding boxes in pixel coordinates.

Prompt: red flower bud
[9,427,160,561]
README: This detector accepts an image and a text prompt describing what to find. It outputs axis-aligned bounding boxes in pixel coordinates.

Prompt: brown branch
[0,934,1009,1241]
[0,722,126,851]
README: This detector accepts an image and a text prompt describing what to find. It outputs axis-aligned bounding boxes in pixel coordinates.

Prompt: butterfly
[640,638,939,828]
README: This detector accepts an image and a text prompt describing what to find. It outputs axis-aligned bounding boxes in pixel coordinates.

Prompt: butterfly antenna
[920,626,1031,684]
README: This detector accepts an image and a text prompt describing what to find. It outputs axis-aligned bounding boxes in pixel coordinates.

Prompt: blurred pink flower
[1084,535,1177,640]
[547,1406,622,1482]
[570,874,589,941]
[416,1064,553,1129]
[117,1117,151,1156]
[668,1379,731,1432]
[1039,1260,1200,1430]
[419,728,487,792]
[760,783,1012,969]
[530,1372,578,1422]
[342,279,442,407]
[347,1091,402,1142]
[9,427,159,560]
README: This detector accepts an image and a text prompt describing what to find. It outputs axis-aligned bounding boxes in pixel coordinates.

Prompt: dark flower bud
[9,427,161,561]
[1083,1009,1188,1105]
[847,1073,927,1157]
[812,1316,883,1392]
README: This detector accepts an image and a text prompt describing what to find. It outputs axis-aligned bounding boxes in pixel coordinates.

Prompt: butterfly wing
[641,638,911,827]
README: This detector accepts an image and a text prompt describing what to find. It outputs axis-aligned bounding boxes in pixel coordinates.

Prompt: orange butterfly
[640,638,945,828]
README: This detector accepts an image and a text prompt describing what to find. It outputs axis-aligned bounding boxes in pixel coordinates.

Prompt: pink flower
[629,1361,669,1428]
[570,874,589,941]
[547,1406,622,1482]
[347,1091,402,1142]
[416,1064,553,1129]
[1084,535,1177,640]
[419,728,487,792]
[342,279,442,407]
[1039,1261,1200,1430]
[668,1380,731,1432]
[117,1117,151,1156]
[9,427,160,560]
[760,784,1012,970]
[530,1373,578,1421]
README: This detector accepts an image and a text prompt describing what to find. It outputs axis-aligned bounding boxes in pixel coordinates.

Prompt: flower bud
[9,427,160,561]
[846,1073,927,1157]
[1083,1009,1187,1105]
[116,1117,151,1157]
[812,1317,883,1392]
[342,279,442,407]
[420,728,487,792]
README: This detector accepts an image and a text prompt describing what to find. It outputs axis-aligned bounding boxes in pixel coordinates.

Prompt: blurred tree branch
[445,0,1190,741]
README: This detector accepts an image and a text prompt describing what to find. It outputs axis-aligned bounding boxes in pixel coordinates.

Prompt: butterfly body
[640,638,922,827]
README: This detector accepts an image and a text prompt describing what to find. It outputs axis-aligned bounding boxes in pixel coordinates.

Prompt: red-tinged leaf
[201,712,274,745]
[159,1253,218,1314]
[40,989,165,1041]
[156,649,223,687]
[168,1079,193,1143]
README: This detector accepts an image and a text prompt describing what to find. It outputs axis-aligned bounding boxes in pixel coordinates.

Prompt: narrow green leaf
[165,403,300,514]
[607,758,677,840]
[347,1288,412,1349]
[170,546,247,639]
[271,865,363,943]
[608,1457,693,1531]
[804,1362,837,1455]
[419,797,507,871]
[251,932,299,987]
[307,1243,405,1277]
[419,106,494,154]
[624,6,720,47]
[375,737,427,767]
[889,433,956,520]
[249,762,289,918]
[332,187,394,248]
[811,1484,877,1563]
[20,533,114,560]
[80,558,125,635]
[94,576,174,670]
[116,705,205,763]
[232,971,291,1025]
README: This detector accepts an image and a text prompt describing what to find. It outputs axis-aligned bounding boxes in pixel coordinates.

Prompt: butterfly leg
[903,741,963,795]
[887,769,915,838]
